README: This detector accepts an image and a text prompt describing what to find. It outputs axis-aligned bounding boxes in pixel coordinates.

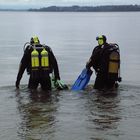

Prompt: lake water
[0,11,140,140]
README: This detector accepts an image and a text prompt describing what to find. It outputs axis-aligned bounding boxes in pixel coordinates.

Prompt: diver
[86,35,121,90]
[15,36,60,91]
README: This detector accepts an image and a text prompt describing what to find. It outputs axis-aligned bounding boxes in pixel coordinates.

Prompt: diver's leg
[40,76,51,91]
[28,76,39,90]
[94,73,105,89]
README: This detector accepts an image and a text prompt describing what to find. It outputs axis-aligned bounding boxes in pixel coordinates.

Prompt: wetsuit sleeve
[86,46,100,71]
[48,47,60,80]
[16,48,30,87]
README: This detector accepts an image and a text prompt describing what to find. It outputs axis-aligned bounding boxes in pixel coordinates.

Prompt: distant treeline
[29,5,140,12]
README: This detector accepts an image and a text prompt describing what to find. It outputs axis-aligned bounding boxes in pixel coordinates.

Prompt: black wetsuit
[16,44,60,90]
[86,43,117,89]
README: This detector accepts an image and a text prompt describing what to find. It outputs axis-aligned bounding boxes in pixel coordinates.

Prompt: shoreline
[1,5,140,12]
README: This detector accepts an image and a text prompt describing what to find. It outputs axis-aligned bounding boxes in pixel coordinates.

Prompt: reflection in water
[1,84,140,140]
[14,87,122,140]
[15,89,60,140]
[85,89,122,139]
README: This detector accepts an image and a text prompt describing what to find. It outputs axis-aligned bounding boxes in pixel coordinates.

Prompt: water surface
[0,12,140,140]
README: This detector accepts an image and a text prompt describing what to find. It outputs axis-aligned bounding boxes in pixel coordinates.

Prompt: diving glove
[15,80,20,89]
[55,79,68,90]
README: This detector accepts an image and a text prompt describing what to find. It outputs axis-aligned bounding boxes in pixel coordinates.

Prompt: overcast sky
[0,0,140,9]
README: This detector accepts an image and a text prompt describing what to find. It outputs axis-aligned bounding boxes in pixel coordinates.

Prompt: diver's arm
[44,45,60,80]
[53,58,60,80]
[86,58,93,69]
[86,47,97,69]
[15,48,30,89]
[51,52,60,80]
[15,62,26,88]
[86,46,101,74]
[48,48,60,80]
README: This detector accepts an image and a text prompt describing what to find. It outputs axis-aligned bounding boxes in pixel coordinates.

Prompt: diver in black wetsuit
[15,36,60,90]
[86,35,121,90]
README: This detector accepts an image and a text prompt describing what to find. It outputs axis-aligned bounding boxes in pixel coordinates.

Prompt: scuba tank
[31,45,50,70]
[109,51,120,73]
[108,44,121,82]
[23,41,51,78]
[41,48,49,69]
[23,42,50,75]
[30,45,50,78]
[31,47,39,70]
[31,46,49,70]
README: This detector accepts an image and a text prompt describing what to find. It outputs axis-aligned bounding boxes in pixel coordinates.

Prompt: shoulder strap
[42,45,52,52]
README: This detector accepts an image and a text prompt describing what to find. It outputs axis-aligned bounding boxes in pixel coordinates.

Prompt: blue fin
[71,68,93,90]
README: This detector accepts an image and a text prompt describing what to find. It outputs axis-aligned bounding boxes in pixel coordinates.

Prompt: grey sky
[0,0,140,9]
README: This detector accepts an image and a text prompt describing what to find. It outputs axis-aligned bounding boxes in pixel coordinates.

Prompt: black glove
[86,62,90,69]
[54,75,60,81]
[15,80,20,89]
[54,78,59,86]
[15,71,23,89]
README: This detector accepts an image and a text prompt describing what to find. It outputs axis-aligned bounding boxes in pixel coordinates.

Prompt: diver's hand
[15,80,20,89]
[54,77,61,86]
[54,75,60,81]
[86,62,90,69]
[54,78,60,85]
